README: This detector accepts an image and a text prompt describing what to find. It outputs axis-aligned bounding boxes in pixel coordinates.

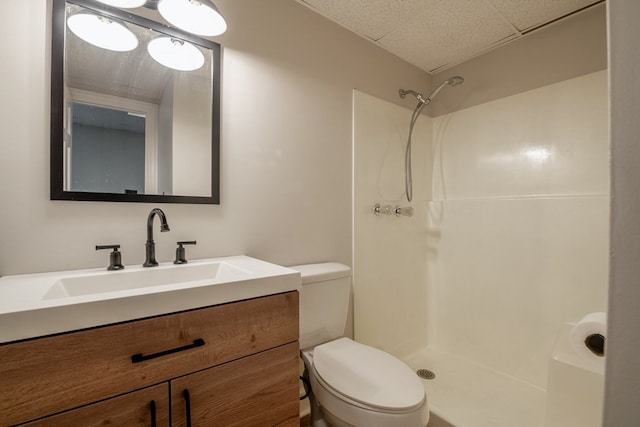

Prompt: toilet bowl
[292,263,429,427]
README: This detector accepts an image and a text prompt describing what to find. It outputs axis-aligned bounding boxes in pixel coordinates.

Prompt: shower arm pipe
[399,76,463,106]
[399,89,428,105]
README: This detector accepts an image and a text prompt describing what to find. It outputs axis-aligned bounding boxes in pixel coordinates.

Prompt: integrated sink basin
[0,256,301,344]
[43,261,251,299]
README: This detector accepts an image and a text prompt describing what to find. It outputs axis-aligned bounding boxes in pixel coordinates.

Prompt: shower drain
[416,369,435,380]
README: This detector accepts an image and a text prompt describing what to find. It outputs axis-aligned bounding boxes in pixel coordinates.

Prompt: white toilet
[291,263,429,427]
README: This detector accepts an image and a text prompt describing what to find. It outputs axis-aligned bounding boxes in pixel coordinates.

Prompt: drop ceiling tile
[487,0,601,32]
[300,0,442,40]
[378,0,517,72]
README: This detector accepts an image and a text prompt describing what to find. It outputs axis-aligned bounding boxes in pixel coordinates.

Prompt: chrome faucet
[143,208,170,267]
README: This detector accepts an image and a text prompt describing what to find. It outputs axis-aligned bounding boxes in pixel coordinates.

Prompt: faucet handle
[96,244,125,271]
[174,241,197,265]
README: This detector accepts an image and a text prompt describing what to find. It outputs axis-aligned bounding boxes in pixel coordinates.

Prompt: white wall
[429,71,609,388]
[353,90,432,357]
[604,1,640,425]
[0,0,428,276]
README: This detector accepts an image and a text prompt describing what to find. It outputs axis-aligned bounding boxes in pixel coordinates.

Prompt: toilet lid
[313,338,425,411]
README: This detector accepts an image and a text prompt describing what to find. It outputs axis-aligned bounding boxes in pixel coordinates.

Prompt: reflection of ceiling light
[67,13,138,52]
[158,0,227,36]
[93,0,147,7]
[523,147,552,162]
[147,37,205,71]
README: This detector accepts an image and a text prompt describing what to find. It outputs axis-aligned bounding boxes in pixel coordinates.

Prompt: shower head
[399,75,464,106]
[424,75,465,103]
[445,76,464,86]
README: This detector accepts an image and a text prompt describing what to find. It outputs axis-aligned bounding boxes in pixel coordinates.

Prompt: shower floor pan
[403,347,546,427]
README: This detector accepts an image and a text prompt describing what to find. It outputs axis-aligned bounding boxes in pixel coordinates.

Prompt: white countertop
[0,256,301,344]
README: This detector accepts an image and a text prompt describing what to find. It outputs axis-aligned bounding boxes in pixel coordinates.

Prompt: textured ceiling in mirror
[65,3,212,104]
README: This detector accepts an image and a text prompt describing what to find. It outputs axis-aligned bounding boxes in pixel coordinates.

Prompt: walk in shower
[352,69,608,426]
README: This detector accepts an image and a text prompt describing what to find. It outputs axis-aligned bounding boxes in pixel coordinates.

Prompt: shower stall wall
[352,70,609,427]
[353,89,432,357]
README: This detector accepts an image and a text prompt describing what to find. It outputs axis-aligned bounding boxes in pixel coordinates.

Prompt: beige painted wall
[0,0,427,276]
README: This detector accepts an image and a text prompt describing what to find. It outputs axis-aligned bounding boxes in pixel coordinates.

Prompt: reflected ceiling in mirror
[51,0,221,204]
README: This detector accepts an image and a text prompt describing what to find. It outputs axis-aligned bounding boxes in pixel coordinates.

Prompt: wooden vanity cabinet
[0,292,299,426]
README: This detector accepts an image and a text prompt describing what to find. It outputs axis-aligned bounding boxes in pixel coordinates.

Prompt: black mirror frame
[50,0,221,204]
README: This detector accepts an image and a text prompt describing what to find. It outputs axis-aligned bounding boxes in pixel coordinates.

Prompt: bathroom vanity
[0,257,301,426]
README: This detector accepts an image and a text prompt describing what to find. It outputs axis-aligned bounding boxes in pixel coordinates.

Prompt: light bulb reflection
[67,13,138,52]
[93,0,147,8]
[147,37,205,71]
[158,0,227,36]
[523,147,552,163]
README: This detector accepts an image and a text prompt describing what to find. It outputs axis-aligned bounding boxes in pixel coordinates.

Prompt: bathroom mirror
[51,0,220,204]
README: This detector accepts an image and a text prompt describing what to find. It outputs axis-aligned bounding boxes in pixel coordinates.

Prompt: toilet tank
[289,263,351,350]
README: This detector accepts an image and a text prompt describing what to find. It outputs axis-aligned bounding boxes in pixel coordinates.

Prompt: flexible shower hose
[405,101,427,202]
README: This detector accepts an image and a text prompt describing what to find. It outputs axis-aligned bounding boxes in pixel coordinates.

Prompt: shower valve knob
[395,206,414,217]
[373,204,394,215]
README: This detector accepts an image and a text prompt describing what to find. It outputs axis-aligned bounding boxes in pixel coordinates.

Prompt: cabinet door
[171,342,299,427]
[22,383,169,427]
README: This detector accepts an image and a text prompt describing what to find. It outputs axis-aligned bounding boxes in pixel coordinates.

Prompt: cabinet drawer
[21,383,169,427]
[0,291,298,426]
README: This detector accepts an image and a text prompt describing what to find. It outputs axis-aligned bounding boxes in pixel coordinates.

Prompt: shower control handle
[373,203,413,217]
[395,206,414,217]
[373,204,394,215]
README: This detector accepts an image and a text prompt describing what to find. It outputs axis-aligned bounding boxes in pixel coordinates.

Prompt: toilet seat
[313,338,425,412]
